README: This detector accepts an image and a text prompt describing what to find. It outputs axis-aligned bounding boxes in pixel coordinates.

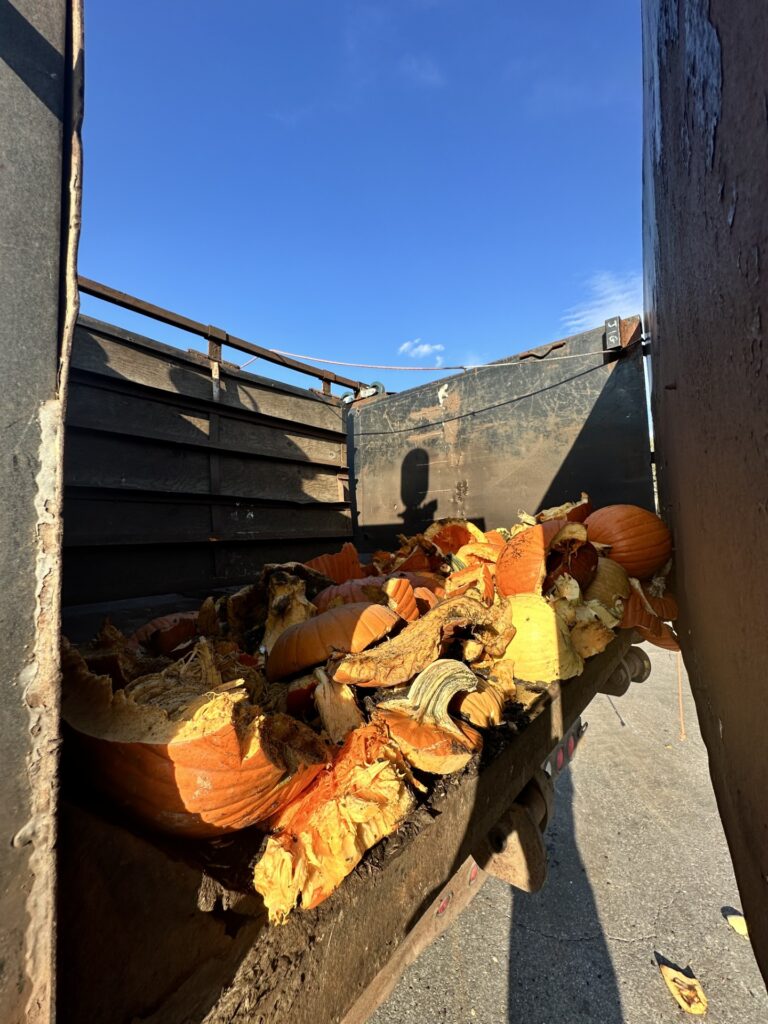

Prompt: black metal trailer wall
[643,0,768,982]
[351,320,654,549]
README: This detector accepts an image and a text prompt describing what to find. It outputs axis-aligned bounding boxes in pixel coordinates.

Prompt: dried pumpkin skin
[330,595,515,688]
[253,722,415,922]
[374,660,483,774]
[267,602,401,681]
[61,639,330,837]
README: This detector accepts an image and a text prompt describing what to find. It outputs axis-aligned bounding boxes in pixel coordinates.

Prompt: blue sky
[79,1,643,394]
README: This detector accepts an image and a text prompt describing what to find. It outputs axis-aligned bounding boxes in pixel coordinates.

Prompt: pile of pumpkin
[61,495,677,923]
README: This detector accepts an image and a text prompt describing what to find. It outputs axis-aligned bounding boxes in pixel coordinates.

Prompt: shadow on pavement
[507,769,624,1022]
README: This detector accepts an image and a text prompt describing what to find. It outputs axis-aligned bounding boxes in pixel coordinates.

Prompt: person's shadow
[398,448,438,536]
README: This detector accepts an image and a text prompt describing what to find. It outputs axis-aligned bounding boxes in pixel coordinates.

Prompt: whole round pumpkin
[585,505,671,579]
[267,602,400,681]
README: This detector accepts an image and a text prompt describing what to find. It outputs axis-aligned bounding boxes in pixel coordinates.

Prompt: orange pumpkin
[312,576,387,613]
[621,582,679,633]
[636,622,680,651]
[455,542,501,567]
[585,505,672,579]
[382,576,419,621]
[129,611,198,655]
[253,722,415,922]
[61,641,329,837]
[304,542,366,584]
[495,519,565,597]
[413,586,440,614]
[267,602,400,681]
[445,563,495,604]
[422,518,486,554]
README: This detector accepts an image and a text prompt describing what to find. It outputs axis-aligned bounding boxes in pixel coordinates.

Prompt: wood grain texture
[643,0,768,983]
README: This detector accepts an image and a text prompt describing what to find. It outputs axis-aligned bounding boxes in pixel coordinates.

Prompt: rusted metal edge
[77,277,367,393]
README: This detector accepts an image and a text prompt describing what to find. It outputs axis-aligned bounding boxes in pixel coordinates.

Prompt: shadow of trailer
[2,1,767,1022]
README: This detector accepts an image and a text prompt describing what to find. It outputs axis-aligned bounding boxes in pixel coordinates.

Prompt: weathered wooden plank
[351,333,653,551]
[66,379,346,465]
[71,323,345,434]
[63,497,352,547]
[61,537,345,604]
[65,433,343,504]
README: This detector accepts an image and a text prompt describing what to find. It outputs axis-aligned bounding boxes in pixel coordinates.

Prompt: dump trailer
[1,2,766,1023]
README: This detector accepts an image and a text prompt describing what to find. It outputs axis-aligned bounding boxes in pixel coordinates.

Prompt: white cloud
[399,338,445,360]
[562,271,643,333]
[399,53,445,88]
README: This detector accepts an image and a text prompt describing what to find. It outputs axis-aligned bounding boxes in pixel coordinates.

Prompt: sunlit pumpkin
[267,602,400,681]
[312,576,387,613]
[585,505,672,579]
[451,677,506,727]
[584,557,631,611]
[375,660,483,773]
[129,611,198,655]
[422,518,487,554]
[495,519,566,596]
[304,542,366,584]
[499,593,583,683]
[455,542,501,567]
[444,563,495,604]
[252,722,415,923]
[382,576,419,621]
[61,639,330,837]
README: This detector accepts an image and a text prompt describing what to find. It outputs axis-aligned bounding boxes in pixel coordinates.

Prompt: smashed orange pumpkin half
[304,542,366,584]
[495,519,565,596]
[252,722,415,923]
[61,639,330,837]
[267,602,401,681]
[422,518,486,554]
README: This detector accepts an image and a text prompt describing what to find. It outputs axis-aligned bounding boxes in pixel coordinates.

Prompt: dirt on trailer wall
[643,0,768,983]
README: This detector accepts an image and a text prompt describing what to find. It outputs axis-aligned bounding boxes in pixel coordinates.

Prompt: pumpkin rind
[495,519,565,597]
[422,518,486,554]
[267,602,400,681]
[304,542,366,584]
[585,505,672,579]
[61,641,330,837]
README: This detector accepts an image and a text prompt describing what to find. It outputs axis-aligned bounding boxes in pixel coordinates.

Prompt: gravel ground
[371,645,768,1023]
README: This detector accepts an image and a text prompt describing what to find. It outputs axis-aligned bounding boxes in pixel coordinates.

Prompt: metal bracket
[474,769,554,893]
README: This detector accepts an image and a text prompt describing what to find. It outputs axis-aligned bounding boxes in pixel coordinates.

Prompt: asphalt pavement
[370,645,768,1023]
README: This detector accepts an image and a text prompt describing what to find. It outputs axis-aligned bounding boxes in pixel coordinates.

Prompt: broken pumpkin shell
[422,518,487,555]
[382,576,420,621]
[444,563,495,605]
[374,659,483,774]
[312,576,387,613]
[501,593,584,683]
[535,492,593,524]
[584,557,631,611]
[253,721,415,923]
[451,676,507,727]
[129,611,199,655]
[495,519,566,597]
[262,571,317,655]
[413,586,440,614]
[267,602,401,681]
[331,595,515,689]
[585,505,672,580]
[304,542,366,584]
[313,669,364,744]
[61,639,330,837]
[455,542,501,567]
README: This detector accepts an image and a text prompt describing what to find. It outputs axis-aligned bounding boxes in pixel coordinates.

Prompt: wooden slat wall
[63,316,351,604]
